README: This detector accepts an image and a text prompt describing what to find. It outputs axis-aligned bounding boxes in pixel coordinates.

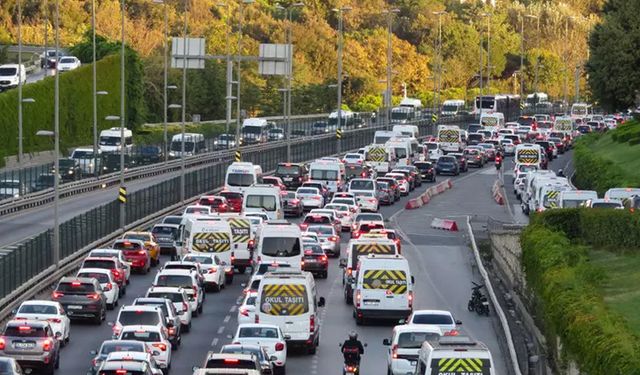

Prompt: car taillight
[0,338,5,350]
[168,327,177,336]
[408,291,414,308]
[240,307,250,317]
[310,315,315,333]
[52,291,64,299]
[116,370,128,375]
[104,282,113,291]
[445,329,460,336]
[367,198,377,203]
[328,236,338,242]
[112,326,121,336]
[355,290,361,308]
[43,339,52,351]
[275,342,285,351]
[138,250,146,255]
[208,267,217,274]
[47,318,61,323]
[182,302,189,312]
[312,196,321,200]
[254,315,259,323]
[152,343,167,351]
[111,269,121,279]
[476,156,481,159]
[192,286,198,298]
[87,293,100,300]
[391,344,398,359]
[347,267,352,276]
[321,255,328,263]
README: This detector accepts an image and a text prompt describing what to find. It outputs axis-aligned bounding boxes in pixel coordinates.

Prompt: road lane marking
[223,315,231,323]
[229,305,237,313]
[211,338,219,346]
[217,326,225,334]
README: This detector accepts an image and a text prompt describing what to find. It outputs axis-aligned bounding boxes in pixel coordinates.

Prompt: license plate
[364,301,378,305]
[68,305,83,309]
[14,342,35,349]
[283,177,293,181]
[305,259,317,263]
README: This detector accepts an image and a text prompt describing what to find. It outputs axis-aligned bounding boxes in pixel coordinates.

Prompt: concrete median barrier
[492,179,505,206]
[430,217,459,231]
[404,179,453,210]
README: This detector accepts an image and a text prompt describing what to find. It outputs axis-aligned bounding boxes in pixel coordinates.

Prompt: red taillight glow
[328,236,338,242]
[152,343,167,351]
[445,329,460,336]
[321,255,328,263]
[182,302,189,312]
[116,370,128,375]
[408,291,414,308]
[0,338,5,350]
[104,282,113,291]
[71,281,82,287]
[52,291,64,299]
[138,250,146,255]
[275,342,285,351]
[224,358,240,364]
[85,293,99,300]
[42,339,52,351]
[355,290,361,308]
[47,318,61,323]
[310,315,315,333]
[391,344,398,359]
[240,307,250,317]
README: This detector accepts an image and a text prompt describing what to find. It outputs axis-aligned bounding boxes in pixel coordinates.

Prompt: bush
[531,209,582,239]
[573,138,631,195]
[0,52,145,158]
[521,226,640,374]
[611,120,640,143]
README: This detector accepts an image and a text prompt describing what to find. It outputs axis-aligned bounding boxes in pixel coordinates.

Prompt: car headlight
[68,170,74,174]
[14,193,19,198]
[214,141,218,145]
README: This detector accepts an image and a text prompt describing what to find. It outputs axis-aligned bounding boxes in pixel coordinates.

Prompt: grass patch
[590,249,640,336]
[589,134,640,180]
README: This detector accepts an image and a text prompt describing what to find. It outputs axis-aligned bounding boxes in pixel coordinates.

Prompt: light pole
[519,15,524,99]
[333,6,351,154]
[217,2,234,149]
[152,0,170,163]
[119,0,126,230]
[93,91,108,176]
[52,0,61,266]
[236,0,255,156]
[384,8,400,129]
[478,18,484,120]
[525,14,539,96]
[564,16,577,107]
[180,0,189,204]
[17,0,24,163]
[433,11,446,117]
[36,130,59,267]
[480,13,491,90]
[42,0,49,79]
[92,0,98,175]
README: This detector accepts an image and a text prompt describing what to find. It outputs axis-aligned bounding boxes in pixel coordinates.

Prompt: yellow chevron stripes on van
[261,284,308,316]
[516,148,540,164]
[438,129,458,143]
[437,357,485,373]
[362,269,407,294]
[545,191,560,208]
[228,219,251,243]
[367,147,387,162]
[192,232,231,253]
[482,117,498,126]
[353,243,393,254]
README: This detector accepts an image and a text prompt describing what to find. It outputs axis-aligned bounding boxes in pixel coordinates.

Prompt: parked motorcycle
[467,282,490,316]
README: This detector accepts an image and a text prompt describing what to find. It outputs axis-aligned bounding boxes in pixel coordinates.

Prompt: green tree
[587,0,640,110]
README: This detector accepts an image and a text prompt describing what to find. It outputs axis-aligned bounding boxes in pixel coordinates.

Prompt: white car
[324,203,353,231]
[13,300,71,346]
[301,231,320,245]
[296,187,324,209]
[183,205,212,215]
[499,139,516,155]
[110,305,166,339]
[88,248,132,284]
[305,225,340,257]
[405,309,461,336]
[0,179,24,200]
[385,173,410,195]
[57,56,81,71]
[118,325,172,371]
[153,269,204,316]
[232,324,288,373]
[105,351,163,375]
[182,253,226,292]
[146,286,193,332]
[384,324,443,375]
[342,153,364,165]
[330,196,360,214]
[353,191,379,212]
[237,292,258,325]
[76,267,120,309]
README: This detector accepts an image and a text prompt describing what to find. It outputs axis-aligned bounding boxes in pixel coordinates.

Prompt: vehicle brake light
[355,290,361,308]
[224,358,240,364]
[71,281,82,287]
[321,255,328,263]
[0,338,4,350]
[445,329,460,336]
[208,268,217,274]
[138,250,146,255]
[152,343,167,351]
[391,344,398,359]
[347,267,352,276]
[408,291,414,308]
[168,327,176,335]
[240,307,249,317]
[52,291,64,299]
[328,236,338,242]
[310,315,315,333]
[104,282,113,291]
[182,302,189,312]
[42,339,52,351]
[254,315,259,323]
[116,370,128,375]
[275,342,285,351]
[47,318,61,323]
[18,326,31,331]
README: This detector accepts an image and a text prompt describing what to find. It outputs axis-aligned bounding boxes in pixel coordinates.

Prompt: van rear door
[359,268,408,310]
[428,353,493,375]
[259,282,311,341]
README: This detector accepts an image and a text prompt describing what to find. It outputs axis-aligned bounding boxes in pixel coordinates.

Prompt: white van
[70,147,101,176]
[99,127,133,153]
[241,118,274,144]
[437,125,463,153]
[365,144,395,173]
[532,183,573,213]
[169,133,206,158]
[415,336,496,375]
[0,64,26,90]
[392,125,419,139]
[308,161,344,194]
[256,221,303,269]
[225,162,263,194]
[183,217,235,283]
[440,99,465,117]
[479,112,505,130]
[559,190,598,208]
[353,254,413,324]
[210,215,254,273]
[374,131,401,145]
[255,271,325,354]
[384,324,442,375]
[515,143,542,169]
[242,184,283,220]
[604,188,640,202]
[385,139,412,166]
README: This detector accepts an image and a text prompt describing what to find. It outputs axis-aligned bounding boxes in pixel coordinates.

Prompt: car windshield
[310,169,338,180]
[120,331,160,342]
[78,272,110,283]
[18,304,57,315]
[124,233,151,242]
[227,173,255,187]
[355,214,383,222]
[260,237,301,257]
[592,202,622,209]
[325,204,348,212]
[562,199,587,208]
[170,142,195,152]
[0,67,17,76]
[82,259,115,269]
[147,292,183,303]
[238,327,279,338]
[185,207,208,214]
[350,180,374,190]
[58,159,75,167]
[155,275,193,288]
[397,331,441,349]
[297,188,318,195]
[118,311,159,326]
[59,57,75,63]
[57,282,96,293]
[245,195,277,211]
[152,226,178,237]
[412,313,453,325]
[332,199,353,206]
[304,215,331,224]
[276,165,301,175]
[135,302,168,317]
[306,226,333,235]
[393,148,407,159]
[242,125,263,134]
[183,255,214,264]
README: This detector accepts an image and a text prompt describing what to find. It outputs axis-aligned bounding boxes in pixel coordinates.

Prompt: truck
[364,144,394,173]
[437,125,463,153]
[390,97,423,124]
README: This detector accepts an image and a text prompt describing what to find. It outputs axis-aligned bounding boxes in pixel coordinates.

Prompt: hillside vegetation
[1,0,598,123]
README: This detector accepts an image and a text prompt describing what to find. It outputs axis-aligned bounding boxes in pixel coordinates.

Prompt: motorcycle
[339,342,367,375]
[495,155,502,170]
[467,282,490,316]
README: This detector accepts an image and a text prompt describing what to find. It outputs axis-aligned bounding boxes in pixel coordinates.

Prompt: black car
[51,277,107,324]
[449,153,468,172]
[302,244,328,278]
[291,129,306,138]
[31,173,58,192]
[136,146,164,164]
[54,158,82,182]
[275,163,307,190]
[311,121,336,135]
[414,161,436,182]
[436,156,460,175]
[535,141,554,160]
[101,154,136,174]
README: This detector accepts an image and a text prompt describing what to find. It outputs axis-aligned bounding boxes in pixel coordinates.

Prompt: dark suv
[51,277,107,324]
[274,163,307,190]
[414,161,435,182]
[0,320,61,374]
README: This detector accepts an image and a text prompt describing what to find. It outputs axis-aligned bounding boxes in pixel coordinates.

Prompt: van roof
[422,336,489,351]
[242,118,268,126]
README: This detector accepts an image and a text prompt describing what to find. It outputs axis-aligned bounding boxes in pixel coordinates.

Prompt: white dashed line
[223,315,231,323]
[211,338,219,346]
[217,326,225,334]
[229,305,237,313]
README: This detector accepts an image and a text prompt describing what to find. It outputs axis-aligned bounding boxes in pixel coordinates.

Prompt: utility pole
[17,0,23,164]
[119,0,126,230]
[385,9,399,129]
[478,22,483,120]
[92,0,98,174]
[519,16,524,99]
[433,11,445,117]
[236,1,255,154]
[334,6,351,154]
[53,0,60,266]
[481,13,491,90]
[180,0,188,204]
[218,2,233,149]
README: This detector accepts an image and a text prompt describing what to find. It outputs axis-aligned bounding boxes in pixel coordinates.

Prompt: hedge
[521,225,640,374]
[573,137,630,195]
[532,209,640,252]
[0,51,145,159]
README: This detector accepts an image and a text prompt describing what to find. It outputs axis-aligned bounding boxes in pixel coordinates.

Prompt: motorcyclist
[557,169,565,177]
[495,150,503,169]
[341,331,365,366]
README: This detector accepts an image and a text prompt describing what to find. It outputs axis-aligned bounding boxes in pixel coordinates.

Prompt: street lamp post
[333,6,351,155]
[217,2,233,149]
[519,16,524,99]
[36,130,59,267]
[119,0,126,231]
[525,14,539,95]
[94,91,108,176]
[180,0,189,204]
[236,0,255,157]
[563,16,577,107]
[17,0,24,163]
[53,0,61,266]
[152,0,170,163]
[385,8,400,130]
[480,13,491,90]
[433,11,446,119]
[478,19,484,120]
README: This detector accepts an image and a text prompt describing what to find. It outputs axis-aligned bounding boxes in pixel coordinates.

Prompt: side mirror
[55,332,62,339]
[90,350,98,355]
[364,343,368,347]
[411,276,415,284]
[398,319,406,324]
[338,259,347,268]
[383,338,391,346]
[338,343,343,348]
[455,320,462,325]
[284,335,291,340]
[270,356,278,362]
[318,297,326,307]
[220,261,227,266]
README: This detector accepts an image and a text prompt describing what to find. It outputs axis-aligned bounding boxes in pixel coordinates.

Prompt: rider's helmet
[349,331,358,340]
[557,169,564,176]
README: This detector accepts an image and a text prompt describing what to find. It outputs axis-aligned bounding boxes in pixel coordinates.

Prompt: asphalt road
[40,160,517,375]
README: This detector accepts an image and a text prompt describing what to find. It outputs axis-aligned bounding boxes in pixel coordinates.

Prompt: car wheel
[308,343,316,355]
[120,286,126,297]
[226,275,233,285]
[54,352,60,369]
[183,322,191,333]
[198,302,204,314]
[93,311,103,325]
[108,301,115,310]
[192,308,199,318]
[213,283,221,293]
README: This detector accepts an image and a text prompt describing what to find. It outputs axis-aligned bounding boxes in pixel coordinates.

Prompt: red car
[198,195,228,213]
[219,191,243,213]
[262,176,287,193]
[112,239,150,273]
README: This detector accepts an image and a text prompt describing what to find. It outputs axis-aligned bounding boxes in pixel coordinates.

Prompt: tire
[237,266,247,274]
[213,283,221,293]
[198,303,204,314]
[226,275,233,285]
[121,286,126,297]
[355,314,364,325]
[308,343,316,355]
[344,289,353,305]
[182,322,191,333]
[54,352,60,369]
[467,300,475,312]
[192,308,199,318]
[107,301,115,310]
[93,311,103,325]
